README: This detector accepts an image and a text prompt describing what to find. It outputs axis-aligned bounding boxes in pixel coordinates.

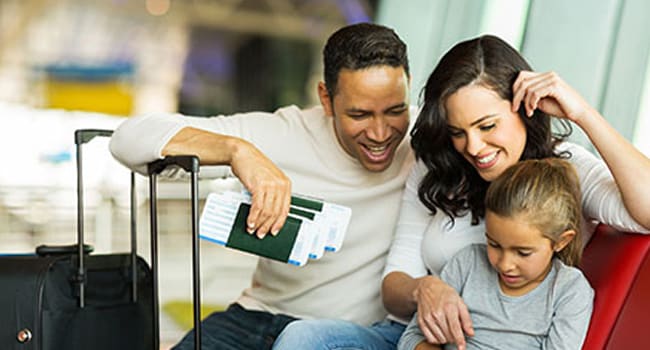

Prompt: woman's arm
[382,161,472,348]
[512,71,650,229]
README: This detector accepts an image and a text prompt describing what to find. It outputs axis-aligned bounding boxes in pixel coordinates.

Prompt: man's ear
[317,82,334,117]
[553,229,576,252]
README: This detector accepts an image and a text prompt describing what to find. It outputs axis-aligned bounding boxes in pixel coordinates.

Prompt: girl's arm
[544,272,594,349]
[397,312,443,350]
[512,71,650,229]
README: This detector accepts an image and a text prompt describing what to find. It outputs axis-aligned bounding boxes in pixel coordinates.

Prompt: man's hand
[230,139,291,238]
[414,276,474,350]
[163,127,292,239]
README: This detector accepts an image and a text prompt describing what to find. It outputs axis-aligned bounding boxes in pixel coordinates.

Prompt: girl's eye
[488,241,499,248]
[479,123,496,131]
[518,250,532,257]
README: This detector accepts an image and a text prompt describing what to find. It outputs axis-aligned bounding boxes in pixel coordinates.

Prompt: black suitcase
[0,129,154,350]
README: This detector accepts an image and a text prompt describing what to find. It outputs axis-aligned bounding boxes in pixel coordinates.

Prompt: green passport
[226,203,302,264]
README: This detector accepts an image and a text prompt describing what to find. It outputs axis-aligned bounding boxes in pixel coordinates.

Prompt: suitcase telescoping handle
[148,155,201,350]
[74,129,139,308]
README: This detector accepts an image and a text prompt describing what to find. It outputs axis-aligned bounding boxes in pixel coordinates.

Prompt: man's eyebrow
[345,103,408,114]
[385,103,408,111]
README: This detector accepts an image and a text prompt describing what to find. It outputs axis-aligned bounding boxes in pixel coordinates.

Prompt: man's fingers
[247,192,264,234]
[270,190,291,236]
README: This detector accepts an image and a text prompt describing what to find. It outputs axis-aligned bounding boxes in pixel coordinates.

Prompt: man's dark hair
[323,22,409,97]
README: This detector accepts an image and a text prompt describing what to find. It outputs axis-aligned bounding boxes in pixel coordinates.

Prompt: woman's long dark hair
[410,35,572,225]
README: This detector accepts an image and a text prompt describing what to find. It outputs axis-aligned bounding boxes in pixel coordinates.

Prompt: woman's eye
[479,123,496,131]
[518,251,532,257]
[448,130,464,138]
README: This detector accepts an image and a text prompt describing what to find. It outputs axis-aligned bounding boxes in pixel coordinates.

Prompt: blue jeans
[272,318,406,350]
[172,303,297,350]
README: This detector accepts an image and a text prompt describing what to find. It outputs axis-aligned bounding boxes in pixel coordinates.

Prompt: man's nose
[366,116,390,142]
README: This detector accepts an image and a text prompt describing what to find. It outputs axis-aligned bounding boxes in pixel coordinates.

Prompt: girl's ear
[553,229,576,252]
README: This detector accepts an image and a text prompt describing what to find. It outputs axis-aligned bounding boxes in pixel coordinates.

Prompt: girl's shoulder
[551,259,595,300]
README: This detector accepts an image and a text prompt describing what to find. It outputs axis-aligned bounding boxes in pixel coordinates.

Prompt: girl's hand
[511,71,595,125]
[414,276,474,350]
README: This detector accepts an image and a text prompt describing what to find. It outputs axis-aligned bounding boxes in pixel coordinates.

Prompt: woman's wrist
[413,275,440,304]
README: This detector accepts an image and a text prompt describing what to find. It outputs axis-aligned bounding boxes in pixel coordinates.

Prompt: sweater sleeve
[562,142,650,234]
[109,113,187,174]
[543,266,594,350]
[383,159,433,279]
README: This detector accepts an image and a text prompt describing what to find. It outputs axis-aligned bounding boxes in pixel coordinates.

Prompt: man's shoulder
[275,104,325,118]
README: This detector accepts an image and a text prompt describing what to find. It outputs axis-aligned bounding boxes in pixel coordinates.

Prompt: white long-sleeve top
[110,105,415,325]
[383,142,649,323]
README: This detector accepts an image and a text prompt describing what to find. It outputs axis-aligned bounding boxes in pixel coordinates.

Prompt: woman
[273,35,650,350]
[382,34,650,349]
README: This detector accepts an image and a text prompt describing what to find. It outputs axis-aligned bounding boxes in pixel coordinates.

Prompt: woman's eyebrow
[469,114,498,127]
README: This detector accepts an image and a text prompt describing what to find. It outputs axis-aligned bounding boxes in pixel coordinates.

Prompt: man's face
[319,66,410,172]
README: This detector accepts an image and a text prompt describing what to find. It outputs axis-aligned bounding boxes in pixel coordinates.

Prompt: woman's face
[445,84,527,182]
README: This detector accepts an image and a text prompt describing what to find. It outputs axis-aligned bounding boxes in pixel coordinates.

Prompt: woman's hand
[511,71,595,125]
[511,70,650,229]
[414,276,474,350]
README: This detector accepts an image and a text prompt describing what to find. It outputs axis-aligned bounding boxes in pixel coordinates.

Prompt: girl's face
[484,210,555,296]
[445,84,527,182]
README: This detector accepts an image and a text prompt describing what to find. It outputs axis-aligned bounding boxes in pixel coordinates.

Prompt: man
[110,22,414,349]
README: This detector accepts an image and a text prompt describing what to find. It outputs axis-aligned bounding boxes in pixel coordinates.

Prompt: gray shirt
[398,244,594,350]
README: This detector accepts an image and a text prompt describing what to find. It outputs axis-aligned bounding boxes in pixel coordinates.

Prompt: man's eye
[348,114,368,119]
[388,109,407,116]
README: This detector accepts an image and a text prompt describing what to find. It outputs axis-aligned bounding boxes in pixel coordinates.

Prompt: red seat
[580,224,650,349]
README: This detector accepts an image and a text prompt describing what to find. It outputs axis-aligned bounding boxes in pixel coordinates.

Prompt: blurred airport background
[1,0,649,347]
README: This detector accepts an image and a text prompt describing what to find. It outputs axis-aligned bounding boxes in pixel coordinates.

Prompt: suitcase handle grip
[75,129,113,145]
[36,244,93,257]
[147,155,200,175]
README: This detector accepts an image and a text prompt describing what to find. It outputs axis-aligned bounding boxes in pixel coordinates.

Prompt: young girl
[398,158,594,350]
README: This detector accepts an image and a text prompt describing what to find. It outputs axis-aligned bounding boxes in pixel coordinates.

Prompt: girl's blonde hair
[484,159,583,266]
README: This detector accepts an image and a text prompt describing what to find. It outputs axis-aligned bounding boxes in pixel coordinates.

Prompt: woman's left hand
[511,71,594,124]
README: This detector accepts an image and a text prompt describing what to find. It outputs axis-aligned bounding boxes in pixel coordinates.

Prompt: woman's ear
[553,229,576,252]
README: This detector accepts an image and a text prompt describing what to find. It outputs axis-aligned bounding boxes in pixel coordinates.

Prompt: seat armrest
[580,224,650,349]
